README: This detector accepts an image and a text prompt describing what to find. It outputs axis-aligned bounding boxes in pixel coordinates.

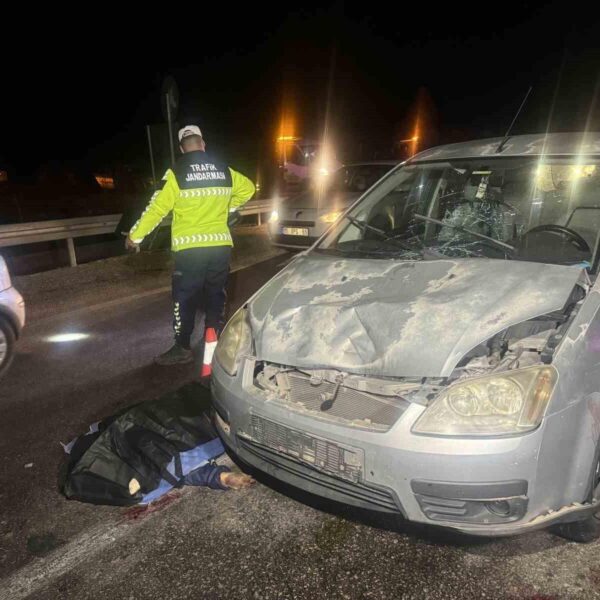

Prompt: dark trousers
[172,246,231,349]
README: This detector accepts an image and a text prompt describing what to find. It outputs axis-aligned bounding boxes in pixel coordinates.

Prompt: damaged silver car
[212,132,600,541]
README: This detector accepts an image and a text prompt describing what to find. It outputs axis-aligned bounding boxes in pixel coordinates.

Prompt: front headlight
[0,255,12,292]
[320,210,342,224]
[214,308,252,376]
[269,210,279,223]
[412,366,557,436]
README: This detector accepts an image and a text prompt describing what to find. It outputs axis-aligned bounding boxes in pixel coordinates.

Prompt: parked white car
[0,256,25,377]
[269,162,397,249]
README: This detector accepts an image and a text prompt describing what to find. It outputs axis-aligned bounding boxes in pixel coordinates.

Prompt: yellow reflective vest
[130,150,255,250]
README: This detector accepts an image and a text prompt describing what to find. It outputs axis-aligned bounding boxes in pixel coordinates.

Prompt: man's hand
[227,210,241,228]
[125,235,140,252]
[219,471,255,490]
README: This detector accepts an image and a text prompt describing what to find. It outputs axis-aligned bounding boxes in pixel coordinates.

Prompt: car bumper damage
[211,251,600,537]
[211,353,599,537]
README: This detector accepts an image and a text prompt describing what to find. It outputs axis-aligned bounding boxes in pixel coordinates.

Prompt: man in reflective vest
[127,125,255,365]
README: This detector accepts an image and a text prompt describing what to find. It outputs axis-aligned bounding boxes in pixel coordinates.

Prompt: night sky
[2,2,600,178]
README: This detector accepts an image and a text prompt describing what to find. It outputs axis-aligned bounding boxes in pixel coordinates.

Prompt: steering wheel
[521,224,590,252]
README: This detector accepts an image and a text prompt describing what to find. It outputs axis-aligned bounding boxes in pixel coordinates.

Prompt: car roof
[411,132,600,163]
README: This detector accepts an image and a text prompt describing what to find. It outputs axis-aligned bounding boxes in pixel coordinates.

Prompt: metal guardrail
[0,199,274,267]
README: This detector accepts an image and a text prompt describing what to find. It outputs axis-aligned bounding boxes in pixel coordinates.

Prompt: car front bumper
[211,359,596,537]
[269,233,318,249]
[268,220,325,249]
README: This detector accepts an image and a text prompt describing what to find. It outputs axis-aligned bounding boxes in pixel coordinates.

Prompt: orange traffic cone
[200,327,218,378]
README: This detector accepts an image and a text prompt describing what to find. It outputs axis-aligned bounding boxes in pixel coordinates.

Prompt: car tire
[0,317,16,379]
[552,514,600,543]
[552,451,600,543]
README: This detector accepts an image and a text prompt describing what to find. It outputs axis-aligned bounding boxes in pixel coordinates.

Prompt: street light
[398,135,420,157]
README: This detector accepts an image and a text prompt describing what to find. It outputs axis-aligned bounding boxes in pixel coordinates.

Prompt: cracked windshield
[318,158,600,268]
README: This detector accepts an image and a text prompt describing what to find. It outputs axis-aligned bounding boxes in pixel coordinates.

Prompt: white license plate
[282,227,309,236]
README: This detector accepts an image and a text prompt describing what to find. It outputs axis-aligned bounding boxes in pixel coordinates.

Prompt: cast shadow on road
[225,447,570,558]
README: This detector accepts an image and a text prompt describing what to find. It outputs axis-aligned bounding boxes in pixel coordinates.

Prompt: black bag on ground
[61,383,218,506]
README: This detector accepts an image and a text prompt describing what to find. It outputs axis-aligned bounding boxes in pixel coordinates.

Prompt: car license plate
[244,414,364,482]
[282,227,309,236]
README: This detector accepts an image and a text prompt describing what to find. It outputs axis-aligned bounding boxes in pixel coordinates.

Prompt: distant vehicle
[277,137,321,183]
[277,137,319,184]
[269,162,397,249]
[0,256,25,378]
[213,132,600,542]
[276,137,343,187]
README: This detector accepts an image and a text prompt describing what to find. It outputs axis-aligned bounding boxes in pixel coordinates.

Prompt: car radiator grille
[237,434,403,514]
[279,371,409,431]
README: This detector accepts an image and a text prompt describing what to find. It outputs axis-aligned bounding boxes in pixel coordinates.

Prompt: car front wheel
[552,514,600,543]
[0,317,16,379]
[552,453,600,543]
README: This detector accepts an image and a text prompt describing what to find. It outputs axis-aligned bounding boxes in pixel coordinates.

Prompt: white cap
[178,125,202,142]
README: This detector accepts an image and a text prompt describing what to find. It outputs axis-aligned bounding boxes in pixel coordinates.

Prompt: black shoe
[154,344,193,365]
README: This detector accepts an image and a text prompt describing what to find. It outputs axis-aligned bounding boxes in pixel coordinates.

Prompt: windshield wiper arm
[413,213,515,251]
[344,215,414,251]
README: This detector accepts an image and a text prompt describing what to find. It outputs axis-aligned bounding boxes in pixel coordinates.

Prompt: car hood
[248,254,584,377]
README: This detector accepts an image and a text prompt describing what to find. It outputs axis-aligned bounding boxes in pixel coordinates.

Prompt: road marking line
[0,518,137,600]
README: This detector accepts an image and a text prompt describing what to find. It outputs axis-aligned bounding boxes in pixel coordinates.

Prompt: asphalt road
[2,254,600,599]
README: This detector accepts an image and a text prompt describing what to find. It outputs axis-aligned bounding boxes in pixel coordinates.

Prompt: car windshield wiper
[412,213,515,252]
[344,215,414,251]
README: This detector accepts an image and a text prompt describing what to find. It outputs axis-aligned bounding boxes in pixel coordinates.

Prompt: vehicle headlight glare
[320,211,342,224]
[413,366,557,436]
[214,308,252,376]
[269,210,279,223]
